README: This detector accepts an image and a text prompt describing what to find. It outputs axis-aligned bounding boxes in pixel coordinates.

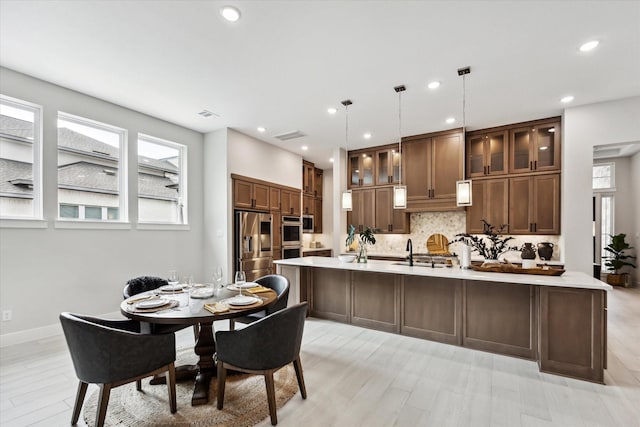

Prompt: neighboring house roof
[0,158,33,197]
[0,115,33,141]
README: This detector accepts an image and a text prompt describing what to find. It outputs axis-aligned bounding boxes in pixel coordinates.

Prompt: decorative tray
[471,264,565,276]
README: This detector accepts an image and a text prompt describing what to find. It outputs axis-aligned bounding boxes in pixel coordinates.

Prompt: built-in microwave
[282,216,301,246]
[302,215,314,233]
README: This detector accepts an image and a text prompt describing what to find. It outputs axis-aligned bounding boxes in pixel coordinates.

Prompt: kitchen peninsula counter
[275,256,611,383]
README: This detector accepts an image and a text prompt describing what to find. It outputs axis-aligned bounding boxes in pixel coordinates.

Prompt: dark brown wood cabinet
[269,187,281,211]
[466,178,509,234]
[313,168,323,198]
[348,150,376,188]
[302,195,313,216]
[375,187,409,233]
[347,188,375,233]
[466,130,509,177]
[303,161,315,195]
[281,189,301,216]
[271,211,281,254]
[233,179,270,211]
[313,197,322,233]
[375,146,401,185]
[510,121,561,174]
[403,130,463,211]
[509,173,560,234]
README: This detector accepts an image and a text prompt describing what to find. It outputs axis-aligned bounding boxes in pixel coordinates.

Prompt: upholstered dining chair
[59,312,177,427]
[229,274,290,330]
[216,302,308,426]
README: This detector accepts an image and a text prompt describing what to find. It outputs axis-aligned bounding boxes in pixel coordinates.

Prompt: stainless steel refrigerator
[235,211,273,282]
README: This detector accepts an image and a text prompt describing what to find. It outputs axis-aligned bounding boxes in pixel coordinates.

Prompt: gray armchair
[229,274,290,330]
[216,302,308,425]
[59,312,177,427]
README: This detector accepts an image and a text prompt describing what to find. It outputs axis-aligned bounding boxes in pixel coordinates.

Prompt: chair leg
[71,381,88,425]
[264,371,278,425]
[96,383,112,427]
[293,357,307,399]
[166,363,177,413]
[216,361,227,410]
[136,379,142,391]
[229,319,235,331]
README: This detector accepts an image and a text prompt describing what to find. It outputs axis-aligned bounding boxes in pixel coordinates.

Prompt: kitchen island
[274,256,612,383]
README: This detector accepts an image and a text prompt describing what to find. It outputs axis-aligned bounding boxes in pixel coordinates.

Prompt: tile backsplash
[371,211,562,262]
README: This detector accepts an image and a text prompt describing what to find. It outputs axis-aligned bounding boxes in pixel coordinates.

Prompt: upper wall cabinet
[403,130,464,211]
[349,150,376,188]
[510,121,561,174]
[466,130,508,178]
[281,189,301,216]
[303,161,315,195]
[233,179,270,211]
[313,168,323,198]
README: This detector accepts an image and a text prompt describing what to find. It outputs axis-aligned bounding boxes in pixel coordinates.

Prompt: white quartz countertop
[274,256,611,291]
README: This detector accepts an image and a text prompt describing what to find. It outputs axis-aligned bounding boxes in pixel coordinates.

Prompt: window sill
[54,220,132,230]
[0,218,48,229]
[136,223,191,231]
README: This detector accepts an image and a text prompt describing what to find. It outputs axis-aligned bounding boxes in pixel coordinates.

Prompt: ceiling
[1,1,639,169]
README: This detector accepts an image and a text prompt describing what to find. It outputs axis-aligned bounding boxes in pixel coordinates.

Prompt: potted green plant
[604,233,636,286]
[346,224,376,263]
[449,220,519,264]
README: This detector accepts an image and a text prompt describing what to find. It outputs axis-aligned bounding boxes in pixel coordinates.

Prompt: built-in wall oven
[282,215,302,259]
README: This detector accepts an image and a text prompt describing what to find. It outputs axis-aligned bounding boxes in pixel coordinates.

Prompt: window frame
[592,162,615,192]
[0,94,43,221]
[56,111,128,223]
[136,133,188,225]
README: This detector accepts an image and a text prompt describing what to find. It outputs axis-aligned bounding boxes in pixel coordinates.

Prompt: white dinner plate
[234,282,259,289]
[135,298,169,309]
[159,283,184,292]
[227,295,260,306]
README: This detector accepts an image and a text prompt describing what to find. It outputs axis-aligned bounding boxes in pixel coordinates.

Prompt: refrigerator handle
[248,236,253,253]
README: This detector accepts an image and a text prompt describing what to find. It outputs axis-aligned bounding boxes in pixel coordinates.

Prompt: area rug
[83,348,300,427]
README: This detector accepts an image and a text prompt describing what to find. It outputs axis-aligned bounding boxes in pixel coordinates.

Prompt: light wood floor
[1,287,639,427]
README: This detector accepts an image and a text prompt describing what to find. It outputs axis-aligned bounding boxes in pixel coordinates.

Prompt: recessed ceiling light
[301,146,308,151]
[561,95,575,103]
[579,40,599,52]
[329,158,334,163]
[257,126,266,132]
[220,6,241,22]
[427,81,440,89]
[363,132,372,139]
[445,117,455,124]
[327,107,337,115]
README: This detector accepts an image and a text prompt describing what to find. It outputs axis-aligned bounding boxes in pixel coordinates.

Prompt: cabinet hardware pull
[530,161,533,170]
[534,160,537,170]
[487,165,491,174]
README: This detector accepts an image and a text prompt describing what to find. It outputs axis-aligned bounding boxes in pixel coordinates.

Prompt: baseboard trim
[0,310,122,348]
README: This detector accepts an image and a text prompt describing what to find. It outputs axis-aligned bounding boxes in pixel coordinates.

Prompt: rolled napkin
[204,302,229,314]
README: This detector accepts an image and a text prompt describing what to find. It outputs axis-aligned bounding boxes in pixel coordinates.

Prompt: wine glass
[213,267,224,296]
[167,270,179,300]
[234,270,246,297]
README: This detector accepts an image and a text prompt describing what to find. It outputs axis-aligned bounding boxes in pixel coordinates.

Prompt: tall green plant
[449,219,519,260]
[604,233,637,273]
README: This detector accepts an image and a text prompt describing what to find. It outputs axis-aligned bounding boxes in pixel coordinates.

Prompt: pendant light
[456,66,473,207]
[341,99,353,211]
[393,85,407,209]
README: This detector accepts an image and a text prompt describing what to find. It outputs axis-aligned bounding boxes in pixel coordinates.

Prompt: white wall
[563,96,640,275]
[0,67,205,338]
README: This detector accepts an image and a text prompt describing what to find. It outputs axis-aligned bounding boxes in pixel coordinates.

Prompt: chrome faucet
[406,239,413,266]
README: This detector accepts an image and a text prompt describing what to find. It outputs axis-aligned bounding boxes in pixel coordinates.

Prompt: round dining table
[120,286,277,406]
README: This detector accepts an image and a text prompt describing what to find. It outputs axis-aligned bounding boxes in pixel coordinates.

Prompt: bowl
[338,254,356,263]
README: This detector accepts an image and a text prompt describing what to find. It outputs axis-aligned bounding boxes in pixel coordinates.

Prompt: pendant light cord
[398,90,402,186]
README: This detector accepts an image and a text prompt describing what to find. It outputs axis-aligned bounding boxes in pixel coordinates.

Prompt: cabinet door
[313,197,323,233]
[485,178,509,231]
[348,151,375,187]
[290,190,301,216]
[509,176,533,234]
[431,132,462,199]
[375,187,392,232]
[376,149,391,185]
[404,138,430,202]
[281,190,297,215]
[487,131,508,175]
[313,168,323,198]
[303,162,315,195]
[510,126,533,173]
[303,195,313,216]
[467,135,486,178]
[253,183,270,211]
[466,180,486,234]
[533,174,560,234]
[234,179,253,209]
[269,187,281,211]
[350,189,375,232]
[271,210,281,250]
[533,123,560,172]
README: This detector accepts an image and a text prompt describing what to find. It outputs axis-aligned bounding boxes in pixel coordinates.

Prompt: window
[57,112,127,221]
[593,163,614,190]
[0,95,42,219]
[137,134,187,224]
